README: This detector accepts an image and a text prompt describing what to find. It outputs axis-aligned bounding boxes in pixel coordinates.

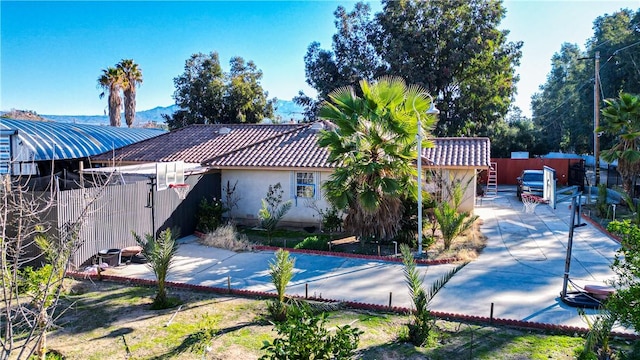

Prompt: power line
[531,40,640,119]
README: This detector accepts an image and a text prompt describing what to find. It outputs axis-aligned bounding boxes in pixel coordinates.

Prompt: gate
[568,160,585,191]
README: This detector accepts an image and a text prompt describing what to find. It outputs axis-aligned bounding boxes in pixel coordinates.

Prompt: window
[296,172,315,198]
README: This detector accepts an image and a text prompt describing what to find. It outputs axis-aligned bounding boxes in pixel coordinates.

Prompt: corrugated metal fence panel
[62,173,220,268]
[63,181,151,268]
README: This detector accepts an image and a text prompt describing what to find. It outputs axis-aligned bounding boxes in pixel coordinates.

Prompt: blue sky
[1,1,638,117]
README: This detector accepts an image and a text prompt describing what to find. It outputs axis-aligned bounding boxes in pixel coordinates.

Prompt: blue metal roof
[0,118,165,161]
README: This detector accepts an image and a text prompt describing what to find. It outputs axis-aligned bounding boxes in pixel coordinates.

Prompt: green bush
[294,235,330,251]
[134,228,180,309]
[321,206,343,233]
[401,244,465,346]
[268,249,295,321]
[260,303,362,360]
[17,264,54,296]
[258,183,293,241]
[196,197,226,233]
[597,184,609,219]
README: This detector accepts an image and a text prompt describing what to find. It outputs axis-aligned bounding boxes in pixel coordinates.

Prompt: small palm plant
[267,249,295,321]
[434,202,478,250]
[577,308,618,360]
[434,178,478,250]
[258,183,293,242]
[134,228,180,309]
[401,244,465,346]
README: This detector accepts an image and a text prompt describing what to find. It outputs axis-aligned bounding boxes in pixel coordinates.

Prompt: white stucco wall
[429,168,478,214]
[221,169,333,228]
[222,167,479,228]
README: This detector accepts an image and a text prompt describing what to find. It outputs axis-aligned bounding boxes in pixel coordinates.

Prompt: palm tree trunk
[124,88,136,128]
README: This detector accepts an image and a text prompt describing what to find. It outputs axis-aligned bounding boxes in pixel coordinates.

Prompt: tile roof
[422,137,491,168]
[203,123,333,169]
[90,123,306,164]
[91,122,490,170]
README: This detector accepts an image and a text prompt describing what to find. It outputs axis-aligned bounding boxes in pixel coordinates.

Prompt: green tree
[226,57,277,124]
[487,108,547,158]
[531,43,592,153]
[117,59,143,128]
[318,76,437,241]
[598,92,640,197]
[164,52,275,129]
[531,9,640,154]
[97,66,124,127]
[606,220,640,333]
[258,183,293,242]
[298,0,522,137]
[134,228,180,309]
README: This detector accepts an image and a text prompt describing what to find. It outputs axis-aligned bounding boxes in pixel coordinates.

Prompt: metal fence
[51,173,220,269]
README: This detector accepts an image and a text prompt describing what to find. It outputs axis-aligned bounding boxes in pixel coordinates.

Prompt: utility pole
[594,51,600,185]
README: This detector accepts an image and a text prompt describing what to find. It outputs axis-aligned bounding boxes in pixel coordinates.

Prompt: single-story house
[89,121,491,227]
[423,137,491,213]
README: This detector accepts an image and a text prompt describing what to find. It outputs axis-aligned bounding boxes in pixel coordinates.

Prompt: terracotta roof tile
[91,122,490,170]
[91,123,304,163]
[203,123,334,168]
[422,137,491,168]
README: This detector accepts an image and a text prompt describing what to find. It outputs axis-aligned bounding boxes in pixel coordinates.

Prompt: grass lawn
[42,279,630,360]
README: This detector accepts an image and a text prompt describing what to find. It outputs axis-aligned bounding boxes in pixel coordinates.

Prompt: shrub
[17,264,54,296]
[258,183,293,241]
[393,196,436,247]
[434,201,478,251]
[606,220,640,332]
[199,223,254,252]
[267,249,295,321]
[134,228,180,309]
[294,235,330,251]
[597,184,609,219]
[401,244,465,346]
[196,197,226,233]
[260,303,362,360]
[321,206,343,233]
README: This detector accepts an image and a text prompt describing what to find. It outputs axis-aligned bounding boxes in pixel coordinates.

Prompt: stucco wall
[221,169,332,228]
[430,168,478,214]
[222,167,479,228]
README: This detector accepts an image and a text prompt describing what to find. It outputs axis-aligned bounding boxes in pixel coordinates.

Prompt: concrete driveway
[105,187,624,330]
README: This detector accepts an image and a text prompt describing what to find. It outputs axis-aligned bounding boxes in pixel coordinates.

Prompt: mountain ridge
[2,100,304,127]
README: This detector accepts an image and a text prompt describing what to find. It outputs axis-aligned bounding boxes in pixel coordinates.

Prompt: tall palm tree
[598,92,640,197]
[97,67,124,127]
[318,76,437,241]
[117,59,143,127]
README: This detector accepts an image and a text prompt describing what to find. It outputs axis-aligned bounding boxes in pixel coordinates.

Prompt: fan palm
[134,228,179,309]
[117,59,143,127]
[97,66,124,127]
[318,76,437,241]
[598,93,640,197]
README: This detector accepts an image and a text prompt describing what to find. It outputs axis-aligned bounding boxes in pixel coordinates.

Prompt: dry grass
[426,219,486,262]
[199,223,255,252]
